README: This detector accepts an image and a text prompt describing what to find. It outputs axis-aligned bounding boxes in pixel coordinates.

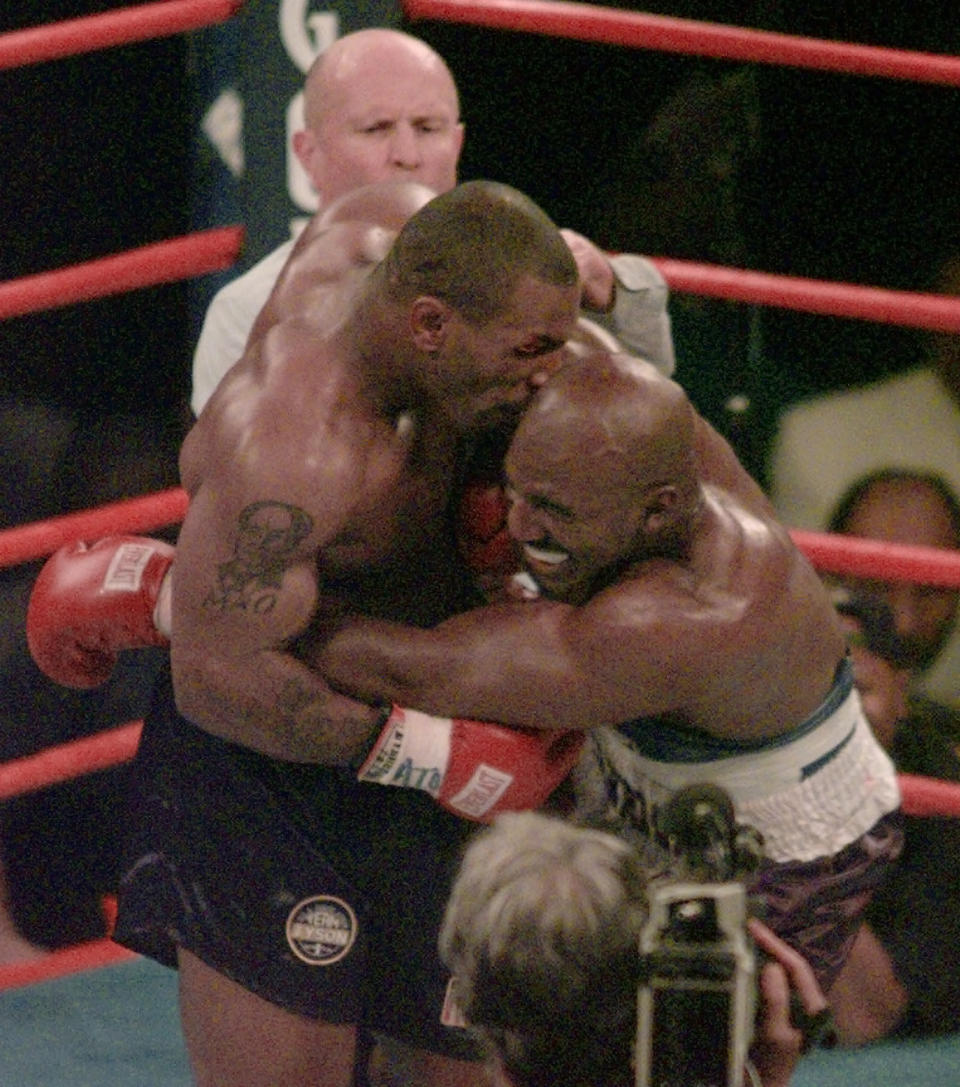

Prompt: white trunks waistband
[593,686,900,863]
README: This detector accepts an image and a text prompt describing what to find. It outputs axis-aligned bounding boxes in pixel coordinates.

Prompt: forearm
[171,641,384,764]
[749,920,830,1087]
[309,617,457,710]
[309,603,617,730]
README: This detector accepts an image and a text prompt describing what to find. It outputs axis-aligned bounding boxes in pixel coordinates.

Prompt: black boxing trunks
[113,664,481,1060]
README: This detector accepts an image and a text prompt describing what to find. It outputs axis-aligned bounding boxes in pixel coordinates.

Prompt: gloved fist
[27,535,174,689]
[560,228,616,312]
[357,705,584,821]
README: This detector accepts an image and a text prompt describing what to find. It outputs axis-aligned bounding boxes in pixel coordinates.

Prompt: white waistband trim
[593,689,900,862]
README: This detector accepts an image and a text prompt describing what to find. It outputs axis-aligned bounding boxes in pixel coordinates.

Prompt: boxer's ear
[292,128,320,188]
[410,296,450,350]
[641,484,680,535]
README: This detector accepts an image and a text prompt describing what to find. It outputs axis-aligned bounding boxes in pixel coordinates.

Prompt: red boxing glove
[357,705,584,821]
[457,478,520,591]
[27,536,174,689]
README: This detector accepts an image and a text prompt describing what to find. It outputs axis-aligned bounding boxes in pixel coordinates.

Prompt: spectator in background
[590,61,787,482]
[768,252,960,707]
[827,589,960,1043]
[439,809,830,1087]
[191,27,674,417]
[826,469,960,736]
[831,590,912,750]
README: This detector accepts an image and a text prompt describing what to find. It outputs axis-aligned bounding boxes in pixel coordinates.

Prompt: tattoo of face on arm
[203,501,314,615]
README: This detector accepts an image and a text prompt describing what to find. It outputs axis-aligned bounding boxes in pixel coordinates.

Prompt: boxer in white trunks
[310,352,903,992]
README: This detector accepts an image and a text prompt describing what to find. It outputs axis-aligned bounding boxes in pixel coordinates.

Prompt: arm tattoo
[203,500,313,614]
[276,678,383,763]
[198,679,376,763]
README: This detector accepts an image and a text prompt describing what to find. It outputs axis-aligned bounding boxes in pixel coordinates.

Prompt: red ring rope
[650,259,960,334]
[0,710,956,821]
[404,0,960,87]
[2,241,956,333]
[0,486,958,589]
[0,938,137,992]
[0,0,244,70]
[791,531,960,588]
[0,488,188,569]
[1,490,959,587]
[0,227,244,321]
[0,723,142,802]
[0,768,952,995]
[0,715,955,820]
[898,773,960,817]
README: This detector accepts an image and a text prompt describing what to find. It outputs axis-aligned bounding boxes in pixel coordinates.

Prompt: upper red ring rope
[0,0,244,70]
[651,259,960,334]
[2,243,958,332]
[403,0,960,87]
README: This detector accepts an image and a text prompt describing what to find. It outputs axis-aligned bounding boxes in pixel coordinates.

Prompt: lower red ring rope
[3,768,950,994]
[0,722,142,802]
[0,937,138,993]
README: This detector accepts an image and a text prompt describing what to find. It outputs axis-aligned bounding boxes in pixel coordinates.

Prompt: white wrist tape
[357,706,452,797]
[152,567,174,639]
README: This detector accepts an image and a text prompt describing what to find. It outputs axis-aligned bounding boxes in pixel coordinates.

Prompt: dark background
[0,4,192,528]
[406,0,960,478]
[0,0,957,946]
[0,2,193,947]
[2,1,959,503]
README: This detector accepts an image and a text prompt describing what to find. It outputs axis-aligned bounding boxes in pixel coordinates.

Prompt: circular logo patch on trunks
[285,895,358,965]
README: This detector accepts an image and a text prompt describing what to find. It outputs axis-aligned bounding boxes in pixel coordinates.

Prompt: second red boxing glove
[357,704,584,821]
[26,535,174,689]
[457,477,520,597]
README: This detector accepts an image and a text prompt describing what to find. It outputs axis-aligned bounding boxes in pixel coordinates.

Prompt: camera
[635,878,756,1087]
[634,784,763,1087]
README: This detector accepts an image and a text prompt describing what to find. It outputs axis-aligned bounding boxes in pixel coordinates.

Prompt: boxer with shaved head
[314,353,903,995]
